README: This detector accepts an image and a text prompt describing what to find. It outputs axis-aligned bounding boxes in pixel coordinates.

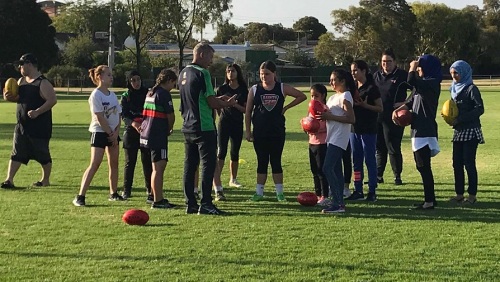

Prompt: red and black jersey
[140,87,174,149]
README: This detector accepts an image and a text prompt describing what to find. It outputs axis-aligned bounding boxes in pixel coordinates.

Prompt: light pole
[108,0,115,71]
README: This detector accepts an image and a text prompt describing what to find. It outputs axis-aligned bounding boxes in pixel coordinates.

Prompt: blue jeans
[323,144,345,207]
[350,133,378,194]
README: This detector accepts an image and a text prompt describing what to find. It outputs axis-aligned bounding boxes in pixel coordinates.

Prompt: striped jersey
[140,87,174,149]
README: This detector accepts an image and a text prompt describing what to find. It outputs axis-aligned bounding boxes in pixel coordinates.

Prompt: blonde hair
[88,65,109,86]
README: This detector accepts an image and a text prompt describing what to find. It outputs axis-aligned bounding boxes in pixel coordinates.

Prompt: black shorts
[11,133,52,165]
[150,148,168,162]
[90,132,121,148]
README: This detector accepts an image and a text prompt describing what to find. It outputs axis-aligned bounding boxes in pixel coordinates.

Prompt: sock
[275,184,284,194]
[214,186,223,192]
[194,187,199,194]
[256,184,264,196]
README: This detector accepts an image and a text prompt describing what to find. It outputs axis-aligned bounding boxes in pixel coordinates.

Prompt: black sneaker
[121,191,131,200]
[394,178,403,185]
[365,192,377,202]
[151,199,177,209]
[109,192,125,201]
[198,204,226,215]
[186,205,200,214]
[73,195,86,207]
[377,177,384,184]
[146,194,154,204]
[215,191,226,201]
[345,191,364,201]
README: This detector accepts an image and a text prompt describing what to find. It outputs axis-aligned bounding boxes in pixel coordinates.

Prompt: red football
[394,109,412,127]
[297,192,318,206]
[308,100,327,117]
[301,117,320,133]
[122,209,149,225]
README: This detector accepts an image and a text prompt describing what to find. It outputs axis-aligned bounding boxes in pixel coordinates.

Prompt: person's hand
[27,109,40,119]
[226,94,238,107]
[245,131,253,142]
[354,96,367,108]
[317,111,332,121]
[3,90,17,102]
[131,120,142,133]
[409,59,419,71]
[392,110,400,126]
[393,102,405,109]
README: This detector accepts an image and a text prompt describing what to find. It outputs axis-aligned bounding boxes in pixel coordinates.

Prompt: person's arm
[355,87,383,113]
[455,85,484,125]
[27,79,57,119]
[167,113,175,136]
[282,84,306,114]
[320,99,355,124]
[245,87,255,142]
[120,90,134,126]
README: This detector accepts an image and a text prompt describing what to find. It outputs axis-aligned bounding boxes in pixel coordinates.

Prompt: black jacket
[453,84,484,131]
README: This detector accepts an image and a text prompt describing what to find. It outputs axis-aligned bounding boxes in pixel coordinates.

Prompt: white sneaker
[343,188,352,198]
[317,197,332,207]
[229,179,242,188]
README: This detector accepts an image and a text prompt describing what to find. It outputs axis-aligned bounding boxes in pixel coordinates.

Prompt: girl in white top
[318,69,356,213]
[73,65,123,207]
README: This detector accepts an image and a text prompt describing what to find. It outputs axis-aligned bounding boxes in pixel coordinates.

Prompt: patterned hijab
[450,60,473,99]
[418,54,442,83]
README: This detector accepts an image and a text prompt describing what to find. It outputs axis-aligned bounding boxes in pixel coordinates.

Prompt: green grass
[0,87,499,281]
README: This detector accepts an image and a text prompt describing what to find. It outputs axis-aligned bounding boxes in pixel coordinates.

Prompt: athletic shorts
[90,132,121,148]
[11,133,52,165]
[150,148,168,162]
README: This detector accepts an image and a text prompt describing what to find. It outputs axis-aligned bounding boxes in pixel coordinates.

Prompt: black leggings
[123,147,153,194]
[253,134,285,174]
[217,122,243,161]
[453,139,479,196]
[309,144,328,197]
[413,145,435,203]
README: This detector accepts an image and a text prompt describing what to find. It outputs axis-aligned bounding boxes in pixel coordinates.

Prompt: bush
[46,65,86,87]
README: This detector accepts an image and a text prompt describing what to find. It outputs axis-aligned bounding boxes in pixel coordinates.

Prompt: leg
[198,131,218,206]
[362,134,378,194]
[251,135,269,199]
[106,144,120,194]
[229,125,243,182]
[342,142,352,189]
[78,147,105,196]
[213,121,229,188]
[414,146,435,204]
[463,139,479,197]
[183,134,200,207]
[452,141,465,197]
[309,145,322,196]
[322,144,344,207]
[387,121,404,181]
[269,134,285,199]
[376,121,388,179]
[40,162,52,186]
[151,159,167,202]
[140,147,153,195]
[350,133,365,194]
[5,160,22,185]
[5,132,30,186]
[123,148,138,195]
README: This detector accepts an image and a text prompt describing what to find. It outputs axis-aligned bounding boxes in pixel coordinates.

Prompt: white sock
[256,184,264,196]
[214,186,223,192]
[194,187,198,194]
[275,184,284,194]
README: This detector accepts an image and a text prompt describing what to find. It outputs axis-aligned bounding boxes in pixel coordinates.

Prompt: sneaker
[365,192,377,202]
[345,191,364,201]
[394,178,403,185]
[228,179,242,188]
[109,192,125,201]
[343,188,352,198]
[377,177,384,184]
[1,180,15,189]
[186,205,200,214]
[215,191,227,201]
[317,197,331,207]
[249,194,264,202]
[146,194,154,204]
[121,191,131,200]
[198,204,226,215]
[72,195,86,207]
[276,193,287,202]
[151,199,177,209]
[321,204,346,214]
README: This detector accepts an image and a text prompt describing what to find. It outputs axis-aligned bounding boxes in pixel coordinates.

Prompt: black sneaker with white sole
[345,191,364,201]
[146,194,154,204]
[365,192,377,202]
[198,204,226,215]
[151,199,177,209]
[73,195,86,207]
[186,205,200,214]
[109,192,125,201]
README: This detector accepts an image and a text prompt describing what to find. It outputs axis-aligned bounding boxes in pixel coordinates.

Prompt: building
[38,0,66,17]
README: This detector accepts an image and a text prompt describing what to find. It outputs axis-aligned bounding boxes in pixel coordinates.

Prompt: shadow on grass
[0,250,172,261]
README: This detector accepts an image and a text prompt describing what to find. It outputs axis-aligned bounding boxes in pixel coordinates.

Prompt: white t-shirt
[325,91,353,150]
[88,88,122,133]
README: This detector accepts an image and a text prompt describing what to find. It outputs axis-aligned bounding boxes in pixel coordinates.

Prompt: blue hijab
[418,54,442,83]
[450,60,473,99]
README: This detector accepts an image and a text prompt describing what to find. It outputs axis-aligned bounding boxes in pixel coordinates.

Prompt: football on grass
[122,209,149,225]
[297,192,317,206]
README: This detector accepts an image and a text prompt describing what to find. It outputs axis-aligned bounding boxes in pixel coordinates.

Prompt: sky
[197,0,484,40]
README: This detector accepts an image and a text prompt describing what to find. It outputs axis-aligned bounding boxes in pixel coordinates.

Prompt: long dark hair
[150,68,177,96]
[332,68,357,95]
[225,63,247,89]
[311,84,327,104]
[352,59,373,82]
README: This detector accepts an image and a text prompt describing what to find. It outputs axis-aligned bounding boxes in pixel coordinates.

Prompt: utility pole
[108,0,115,71]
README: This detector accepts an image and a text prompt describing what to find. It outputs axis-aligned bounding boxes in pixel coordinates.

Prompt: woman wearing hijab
[448,60,485,204]
[121,70,153,202]
[392,54,442,210]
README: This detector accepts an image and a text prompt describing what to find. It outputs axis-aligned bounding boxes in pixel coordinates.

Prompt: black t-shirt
[16,75,52,138]
[140,87,174,149]
[216,83,247,125]
[373,68,410,121]
[353,79,381,134]
[251,83,285,137]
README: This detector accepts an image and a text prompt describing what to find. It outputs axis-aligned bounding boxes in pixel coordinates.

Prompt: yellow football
[4,78,19,97]
[441,99,458,126]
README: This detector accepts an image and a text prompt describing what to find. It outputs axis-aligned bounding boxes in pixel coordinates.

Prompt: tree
[168,0,232,70]
[284,48,316,68]
[214,20,244,44]
[52,0,130,49]
[314,33,352,66]
[62,34,97,69]
[292,16,327,40]
[0,0,58,70]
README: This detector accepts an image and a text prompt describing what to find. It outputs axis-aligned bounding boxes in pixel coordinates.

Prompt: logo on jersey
[261,94,279,112]
[181,72,187,85]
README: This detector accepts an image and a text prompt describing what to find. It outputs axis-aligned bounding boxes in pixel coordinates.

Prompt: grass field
[0,86,499,281]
